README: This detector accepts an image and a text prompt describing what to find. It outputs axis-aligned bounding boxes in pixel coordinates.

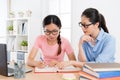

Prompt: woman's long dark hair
[43,15,62,55]
[82,8,109,33]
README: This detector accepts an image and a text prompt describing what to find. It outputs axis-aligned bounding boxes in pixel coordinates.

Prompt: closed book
[79,69,120,79]
[82,66,99,78]
[78,71,98,80]
[98,71,120,78]
[84,63,120,72]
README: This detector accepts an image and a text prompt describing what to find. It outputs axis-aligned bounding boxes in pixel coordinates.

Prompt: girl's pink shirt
[33,35,74,64]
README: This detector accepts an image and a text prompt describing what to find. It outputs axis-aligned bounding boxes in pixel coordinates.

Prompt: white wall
[10,0,50,61]
[10,0,49,52]
[10,0,120,62]
[71,0,120,62]
[0,0,7,42]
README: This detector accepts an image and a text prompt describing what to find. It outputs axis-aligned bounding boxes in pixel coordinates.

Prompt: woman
[78,8,115,63]
[27,15,76,68]
[57,8,116,69]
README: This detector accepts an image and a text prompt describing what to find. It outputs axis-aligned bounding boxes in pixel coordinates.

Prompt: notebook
[0,44,32,76]
[84,63,120,72]
[34,66,81,73]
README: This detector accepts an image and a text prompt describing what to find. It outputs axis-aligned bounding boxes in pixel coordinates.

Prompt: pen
[40,57,47,66]
[40,57,44,62]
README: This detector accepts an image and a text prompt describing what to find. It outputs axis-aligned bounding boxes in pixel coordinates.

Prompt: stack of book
[80,63,120,80]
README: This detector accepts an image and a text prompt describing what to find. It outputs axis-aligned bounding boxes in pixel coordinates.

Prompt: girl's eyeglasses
[44,30,59,35]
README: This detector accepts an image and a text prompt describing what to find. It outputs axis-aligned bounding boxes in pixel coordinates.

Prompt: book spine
[83,67,99,78]
[79,71,98,80]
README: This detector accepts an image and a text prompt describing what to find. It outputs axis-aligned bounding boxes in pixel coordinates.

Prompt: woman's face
[44,23,60,41]
[80,15,96,35]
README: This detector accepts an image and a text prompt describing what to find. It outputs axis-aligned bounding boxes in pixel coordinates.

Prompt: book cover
[84,63,120,72]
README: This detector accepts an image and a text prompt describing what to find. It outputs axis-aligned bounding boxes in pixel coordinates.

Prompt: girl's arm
[67,52,76,61]
[27,47,46,68]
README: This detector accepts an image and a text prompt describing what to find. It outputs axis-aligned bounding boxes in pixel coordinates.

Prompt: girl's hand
[56,61,71,69]
[48,60,59,67]
[35,61,46,68]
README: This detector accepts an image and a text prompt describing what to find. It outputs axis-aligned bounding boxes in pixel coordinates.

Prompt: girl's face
[80,16,98,35]
[44,23,60,41]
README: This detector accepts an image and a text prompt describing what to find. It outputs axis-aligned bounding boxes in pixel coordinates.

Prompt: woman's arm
[78,35,92,62]
[27,47,46,68]
[78,42,87,62]
[70,61,85,68]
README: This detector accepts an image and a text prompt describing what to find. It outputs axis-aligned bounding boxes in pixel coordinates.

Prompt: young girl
[27,15,76,68]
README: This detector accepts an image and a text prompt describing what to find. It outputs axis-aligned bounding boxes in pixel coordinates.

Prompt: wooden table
[0,70,80,80]
[1,69,120,80]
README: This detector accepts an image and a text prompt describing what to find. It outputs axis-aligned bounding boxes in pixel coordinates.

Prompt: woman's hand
[80,35,93,45]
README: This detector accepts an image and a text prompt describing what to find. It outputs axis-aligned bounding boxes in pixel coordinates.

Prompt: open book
[34,66,81,73]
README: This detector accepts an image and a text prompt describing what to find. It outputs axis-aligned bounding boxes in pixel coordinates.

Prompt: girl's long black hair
[43,15,62,55]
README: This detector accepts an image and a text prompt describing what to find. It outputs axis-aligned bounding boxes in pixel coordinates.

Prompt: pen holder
[14,62,25,78]
[14,51,25,79]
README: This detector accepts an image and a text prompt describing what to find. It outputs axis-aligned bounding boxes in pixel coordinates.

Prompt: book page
[58,66,81,72]
[35,66,57,72]
[34,66,81,73]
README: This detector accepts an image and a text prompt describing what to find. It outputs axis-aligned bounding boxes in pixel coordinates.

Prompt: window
[48,0,71,42]
[48,0,71,60]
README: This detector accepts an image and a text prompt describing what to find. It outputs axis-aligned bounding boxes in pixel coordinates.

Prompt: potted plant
[20,40,28,50]
[7,25,13,34]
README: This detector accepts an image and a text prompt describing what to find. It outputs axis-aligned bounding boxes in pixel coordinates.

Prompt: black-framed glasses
[78,22,93,29]
[44,30,59,35]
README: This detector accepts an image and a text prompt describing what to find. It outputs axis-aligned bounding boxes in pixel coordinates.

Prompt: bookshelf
[6,17,30,62]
